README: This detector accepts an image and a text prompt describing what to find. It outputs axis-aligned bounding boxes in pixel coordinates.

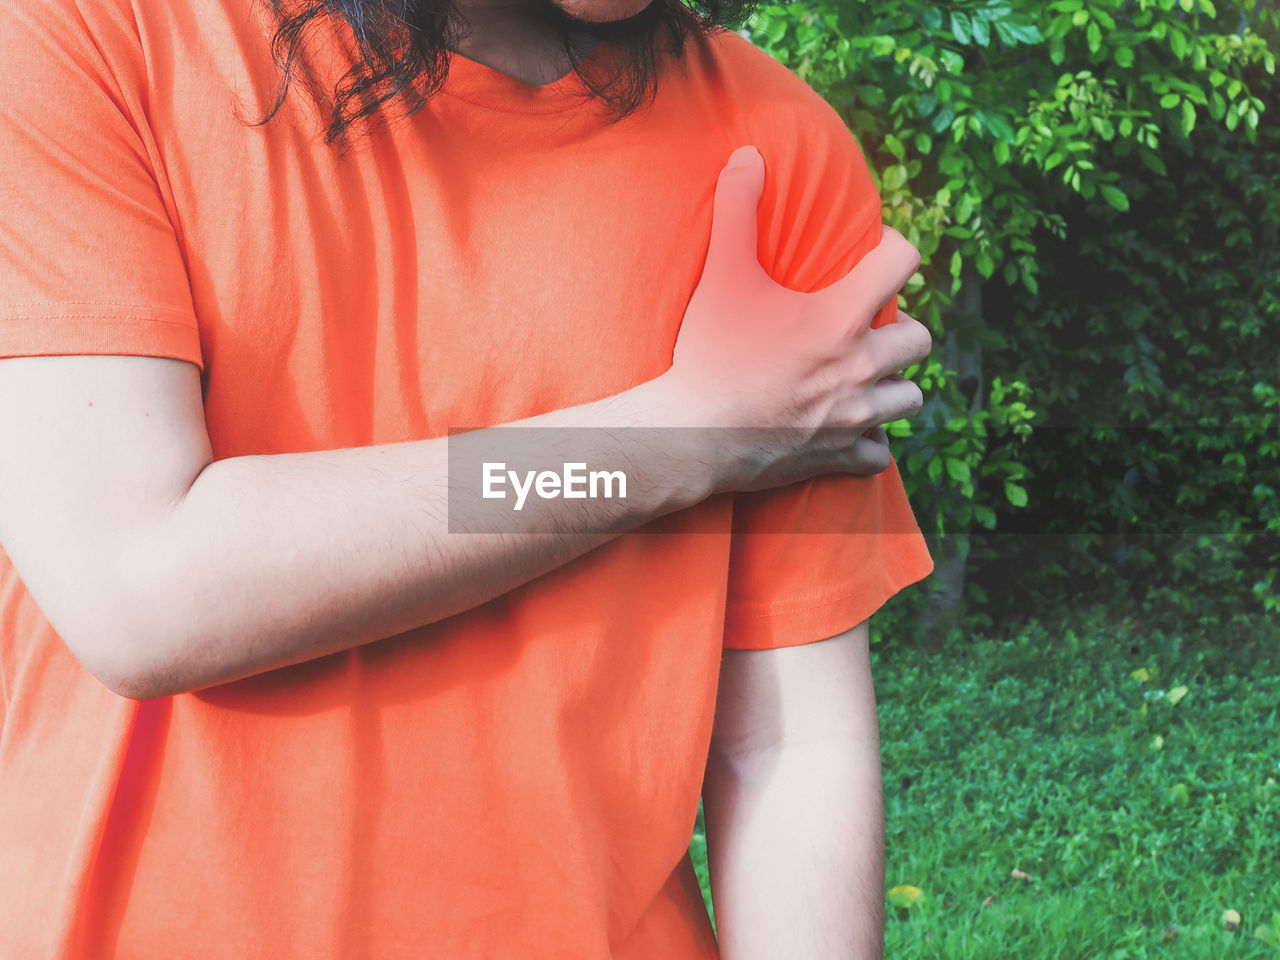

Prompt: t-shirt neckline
[442,41,611,115]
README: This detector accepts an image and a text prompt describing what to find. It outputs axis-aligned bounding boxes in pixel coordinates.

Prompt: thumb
[704,145,765,281]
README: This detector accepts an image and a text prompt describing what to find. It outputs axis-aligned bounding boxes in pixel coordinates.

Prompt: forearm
[113,375,712,697]
[702,735,885,959]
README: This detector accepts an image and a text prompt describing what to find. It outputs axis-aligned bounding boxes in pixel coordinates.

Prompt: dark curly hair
[247,0,758,150]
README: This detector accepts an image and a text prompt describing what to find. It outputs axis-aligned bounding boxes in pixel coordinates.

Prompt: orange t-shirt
[0,2,933,956]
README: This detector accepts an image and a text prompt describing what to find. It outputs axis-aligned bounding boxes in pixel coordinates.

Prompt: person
[0,0,934,956]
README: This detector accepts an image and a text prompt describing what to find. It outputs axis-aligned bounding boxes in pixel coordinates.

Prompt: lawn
[692,606,1280,957]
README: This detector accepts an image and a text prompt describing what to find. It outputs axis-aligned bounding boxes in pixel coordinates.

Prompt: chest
[148,26,717,454]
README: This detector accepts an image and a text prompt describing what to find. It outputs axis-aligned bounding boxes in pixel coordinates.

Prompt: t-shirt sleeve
[721,47,934,651]
[0,1,203,368]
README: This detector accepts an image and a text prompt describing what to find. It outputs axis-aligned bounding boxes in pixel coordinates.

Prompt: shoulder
[680,26,878,209]
[683,28,861,147]
[675,28,883,293]
[696,29,828,98]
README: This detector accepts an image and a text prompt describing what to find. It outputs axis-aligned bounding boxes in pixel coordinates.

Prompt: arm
[0,356,709,699]
[702,620,885,959]
[0,149,928,700]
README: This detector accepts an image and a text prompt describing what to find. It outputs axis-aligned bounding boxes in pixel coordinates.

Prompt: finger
[865,312,934,380]
[817,225,922,331]
[844,430,892,476]
[870,377,925,423]
[703,145,766,281]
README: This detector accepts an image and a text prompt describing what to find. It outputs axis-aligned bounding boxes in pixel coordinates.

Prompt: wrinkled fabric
[0,2,933,956]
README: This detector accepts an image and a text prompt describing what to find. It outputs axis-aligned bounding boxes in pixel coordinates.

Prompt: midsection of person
[66,531,731,956]
[0,0,924,956]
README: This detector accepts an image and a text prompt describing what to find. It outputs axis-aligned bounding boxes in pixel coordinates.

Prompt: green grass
[692,605,1280,957]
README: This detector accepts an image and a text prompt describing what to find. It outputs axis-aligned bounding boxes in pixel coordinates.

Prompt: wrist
[613,373,732,509]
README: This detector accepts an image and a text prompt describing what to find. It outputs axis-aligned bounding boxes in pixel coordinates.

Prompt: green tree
[745,0,1279,638]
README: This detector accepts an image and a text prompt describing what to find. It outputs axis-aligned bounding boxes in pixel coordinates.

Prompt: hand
[661,144,932,494]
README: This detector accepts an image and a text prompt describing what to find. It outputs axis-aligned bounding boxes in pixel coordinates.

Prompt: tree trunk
[914,265,984,646]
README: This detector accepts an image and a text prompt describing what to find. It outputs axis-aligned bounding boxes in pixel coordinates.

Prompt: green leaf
[1006,20,1043,44]
[995,19,1044,45]
[1160,93,1182,109]
[947,458,972,483]
[976,250,995,278]
[1139,148,1168,176]
[1087,21,1102,55]
[1049,34,1065,64]
[985,112,1016,143]
[994,18,1020,45]
[951,11,973,44]
[763,16,787,46]
[974,504,997,529]
[1005,482,1029,507]
[938,49,965,73]
[971,15,990,47]
[1099,184,1130,211]
[883,165,908,191]
[1115,46,1135,68]
[888,885,924,910]
[1181,100,1196,137]
[914,132,933,155]
[931,102,957,133]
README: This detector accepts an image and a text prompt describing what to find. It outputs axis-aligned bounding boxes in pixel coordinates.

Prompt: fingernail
[727,146,760,168]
